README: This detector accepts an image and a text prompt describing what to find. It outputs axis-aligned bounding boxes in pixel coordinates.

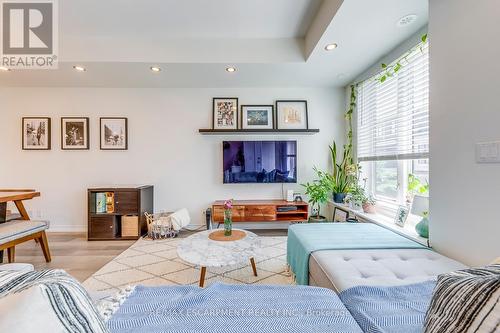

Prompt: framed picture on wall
[240,105,274,129]
[213,97,238,129]
[22,117,51,150]
[276,100,308,130]
[61,117,89,150]
[100,117,128,150]
[394,205,410,227]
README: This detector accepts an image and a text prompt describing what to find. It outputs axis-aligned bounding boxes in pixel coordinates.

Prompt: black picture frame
[100,117,128,150]
[240,105,275,129]
[22,117,51,150]
[213,97,239,129]
[61,117,90,150]
[275,100,308,130]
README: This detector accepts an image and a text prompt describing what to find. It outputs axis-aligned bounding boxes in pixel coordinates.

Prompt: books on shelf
[95,192,114,213]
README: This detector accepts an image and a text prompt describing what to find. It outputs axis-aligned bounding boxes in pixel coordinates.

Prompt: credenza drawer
[212,205,245,222]
[245,206,276,221]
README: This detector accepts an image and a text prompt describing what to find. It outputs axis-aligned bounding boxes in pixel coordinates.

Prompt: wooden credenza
[212,200,309,224]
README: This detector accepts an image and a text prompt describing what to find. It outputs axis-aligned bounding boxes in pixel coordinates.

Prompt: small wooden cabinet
[212,200,309,224]
[88,185,153,241]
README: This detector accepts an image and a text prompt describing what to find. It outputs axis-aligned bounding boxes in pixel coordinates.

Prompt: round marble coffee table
[177,229,260,287]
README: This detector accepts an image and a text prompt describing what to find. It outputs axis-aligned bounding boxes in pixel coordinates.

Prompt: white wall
[429,0,500,265]
[0,87,345,231]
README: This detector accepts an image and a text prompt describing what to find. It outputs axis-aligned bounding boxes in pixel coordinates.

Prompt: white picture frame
[241,105,274,129]
[394,205,410,227]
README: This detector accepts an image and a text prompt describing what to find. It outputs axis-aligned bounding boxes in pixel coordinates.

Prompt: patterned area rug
[83,233,292,294]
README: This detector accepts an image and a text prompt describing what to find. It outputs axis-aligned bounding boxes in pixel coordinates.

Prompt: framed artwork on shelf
[100,117,128,150]
[61,117,89,150]
[22,117,51,150]
[213,97,238,129]
[394,205,410,227]
[240,105,274,129]
[276,100,308,130]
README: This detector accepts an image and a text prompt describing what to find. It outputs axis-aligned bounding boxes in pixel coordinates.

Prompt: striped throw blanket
[107,283,363,333]
[339,281,436,333]
[0,269,109,333]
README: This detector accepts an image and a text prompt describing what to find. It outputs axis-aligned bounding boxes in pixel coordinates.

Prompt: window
[357,41,429,210]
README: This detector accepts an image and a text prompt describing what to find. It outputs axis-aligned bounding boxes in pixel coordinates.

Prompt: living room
[0,0,499,332]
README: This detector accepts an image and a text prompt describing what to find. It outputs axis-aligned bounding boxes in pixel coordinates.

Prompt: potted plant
[406,173,429,203]
[345,184,376,213]
[302,168,331,222]
[329,141,356,203]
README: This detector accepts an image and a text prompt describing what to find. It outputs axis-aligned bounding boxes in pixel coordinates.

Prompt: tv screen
[223,141,297,183]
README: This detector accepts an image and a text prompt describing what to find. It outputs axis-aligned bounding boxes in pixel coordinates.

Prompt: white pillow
[170,208,191,231]
[0,284,67,333]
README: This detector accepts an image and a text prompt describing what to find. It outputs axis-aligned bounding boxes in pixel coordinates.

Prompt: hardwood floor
[3,229,287,282]
[5,233,135,282]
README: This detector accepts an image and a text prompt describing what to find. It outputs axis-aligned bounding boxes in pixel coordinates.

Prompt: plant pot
[362,203,376,214]
[415,217,429,238]
[309,215,327,223]
[333,192,347,203]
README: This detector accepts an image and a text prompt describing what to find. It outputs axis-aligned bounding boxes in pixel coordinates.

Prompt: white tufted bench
[0,220,51,263]
[309,249,466,293]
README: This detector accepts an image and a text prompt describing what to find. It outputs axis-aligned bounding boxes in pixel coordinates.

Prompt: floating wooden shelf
[198,129,319,135]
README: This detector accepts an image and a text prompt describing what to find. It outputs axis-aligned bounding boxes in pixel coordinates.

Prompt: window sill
[328,201,430,247]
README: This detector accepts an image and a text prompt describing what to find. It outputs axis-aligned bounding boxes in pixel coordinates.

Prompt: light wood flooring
[3,229,287,282]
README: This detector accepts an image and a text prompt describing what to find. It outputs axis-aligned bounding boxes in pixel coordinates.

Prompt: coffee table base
[199,257,258,287]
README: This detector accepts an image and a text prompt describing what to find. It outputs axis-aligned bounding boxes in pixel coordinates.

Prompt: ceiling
[0,0,428,88]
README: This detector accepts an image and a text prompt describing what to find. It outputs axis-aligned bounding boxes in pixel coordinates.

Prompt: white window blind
[357,42,429,162]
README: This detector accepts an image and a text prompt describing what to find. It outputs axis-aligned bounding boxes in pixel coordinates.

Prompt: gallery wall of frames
[21,117,128,151]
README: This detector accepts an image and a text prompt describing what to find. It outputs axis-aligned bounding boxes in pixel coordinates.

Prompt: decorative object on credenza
[276,100,308,129]
[241,105,274,129]
[302,167,330,222]
[213,97,238,129]
[394,205,410,227]
[412,195,429,238]
[22,117,51,150]
[286,189,294,202]
[61,117,89,150]
[223,199,233,236]
[100,117,128,150]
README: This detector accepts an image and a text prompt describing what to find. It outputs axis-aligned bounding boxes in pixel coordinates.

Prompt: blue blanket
[107,283,363,333]
[339,281,436,333]
[287,223,426,285]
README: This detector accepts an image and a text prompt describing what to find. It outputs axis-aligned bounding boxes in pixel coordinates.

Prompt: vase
[415,217,429,238]
[362,203,376,214]
[224,209,232,236]
[333,192,346,203]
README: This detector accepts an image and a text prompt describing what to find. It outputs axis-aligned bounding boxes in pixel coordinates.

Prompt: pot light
[0,66,10,71]
[73,65,86,72]
[150,66,162,73]
[324,43,338,51]
[226,66,237,73]
[397,14,417,27]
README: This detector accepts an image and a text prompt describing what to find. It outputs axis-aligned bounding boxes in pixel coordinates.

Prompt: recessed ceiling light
[150,66,162,73]
[226,66,237,73]
[73,65,86,72]
[0,66,10,71]
[397,14,417,27]
[324,43,338,51]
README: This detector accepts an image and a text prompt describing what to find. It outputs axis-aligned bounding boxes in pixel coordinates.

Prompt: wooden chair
[0,220,51,263]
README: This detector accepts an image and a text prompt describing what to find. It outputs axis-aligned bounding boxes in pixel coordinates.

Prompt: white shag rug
[83,234,292,294]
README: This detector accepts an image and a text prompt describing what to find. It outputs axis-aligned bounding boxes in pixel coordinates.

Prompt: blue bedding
[287,223,426,285]
[107,283,363,333]
[339,281,435,333]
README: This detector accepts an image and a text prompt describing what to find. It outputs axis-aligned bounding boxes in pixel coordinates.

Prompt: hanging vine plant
[344,84,357,165]
[377,33,427,83]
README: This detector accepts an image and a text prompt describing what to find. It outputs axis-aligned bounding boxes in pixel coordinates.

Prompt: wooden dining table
[0,189,40,222]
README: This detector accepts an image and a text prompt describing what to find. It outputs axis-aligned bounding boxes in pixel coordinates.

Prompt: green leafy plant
[378,34,428,83]
[301,168,331,219]
[346,184,375,205]
[344,84,357,165]
[329,141,357,194]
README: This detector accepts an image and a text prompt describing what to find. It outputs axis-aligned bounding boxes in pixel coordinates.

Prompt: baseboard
[48,225,87,233]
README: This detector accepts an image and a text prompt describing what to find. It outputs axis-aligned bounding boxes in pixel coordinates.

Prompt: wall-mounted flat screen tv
[223,141,297,183]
